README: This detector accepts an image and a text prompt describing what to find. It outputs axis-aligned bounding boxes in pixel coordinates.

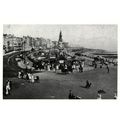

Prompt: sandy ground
[3,66,117,99]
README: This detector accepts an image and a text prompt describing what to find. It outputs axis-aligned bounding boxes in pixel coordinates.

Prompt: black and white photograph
[3,24,117,99]
[1,0,120,120]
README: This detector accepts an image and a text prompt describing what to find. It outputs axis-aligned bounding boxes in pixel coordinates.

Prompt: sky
[3,24,117,51]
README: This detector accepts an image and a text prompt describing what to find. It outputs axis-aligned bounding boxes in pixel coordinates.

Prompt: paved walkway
[3,51,18,56]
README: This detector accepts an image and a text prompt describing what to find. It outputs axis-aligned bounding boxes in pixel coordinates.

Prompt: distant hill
[68,46,109,54]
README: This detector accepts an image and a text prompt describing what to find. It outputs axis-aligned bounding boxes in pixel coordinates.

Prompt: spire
[59,30,63,42]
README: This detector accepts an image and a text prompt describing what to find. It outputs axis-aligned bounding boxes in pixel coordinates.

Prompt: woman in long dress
[6,80,11,95]
[18,71,21,79]
[31,74,34,83]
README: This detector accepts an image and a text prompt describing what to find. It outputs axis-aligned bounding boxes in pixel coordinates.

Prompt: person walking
[21,70,24,79]
[18,71,21,79]
[68,90,75,99]
[79,63,83,72]
[5,80,11,95]
[106,64,109,73]
[31,74,34,83]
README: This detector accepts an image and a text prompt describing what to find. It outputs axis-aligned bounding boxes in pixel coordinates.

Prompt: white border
[0,0,120,120]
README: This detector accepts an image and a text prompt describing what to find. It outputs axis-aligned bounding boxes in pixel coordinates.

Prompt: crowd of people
[92,57,110,73]
[20,49,115,75]
[18,70,40,83]
[30,58,85,74]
